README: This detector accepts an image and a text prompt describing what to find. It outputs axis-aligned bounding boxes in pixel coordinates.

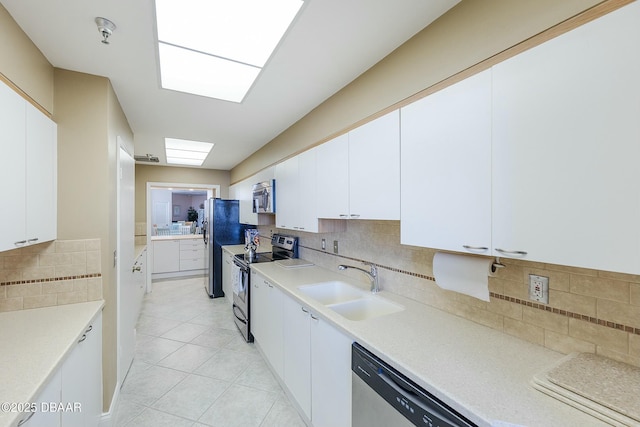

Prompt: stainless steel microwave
[252,180,275,213]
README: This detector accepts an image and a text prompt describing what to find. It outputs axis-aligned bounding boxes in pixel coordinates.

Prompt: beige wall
[1,4,134,411]
[0,3,53,113]
[54,68,134,411]
[135,164,230,223]
[231,0,602,182]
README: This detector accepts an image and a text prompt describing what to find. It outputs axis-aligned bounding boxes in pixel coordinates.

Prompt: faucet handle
[363,262,377,275]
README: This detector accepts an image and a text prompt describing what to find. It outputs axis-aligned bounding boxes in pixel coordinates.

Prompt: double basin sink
[297,280,403,321]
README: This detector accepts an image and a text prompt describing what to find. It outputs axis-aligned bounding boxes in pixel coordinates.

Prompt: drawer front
[180,258,206,271]
[180,248,205,259]
[180,239,204,250]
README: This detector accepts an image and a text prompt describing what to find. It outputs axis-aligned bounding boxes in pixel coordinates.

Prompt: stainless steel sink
[327,296,404,321]
[297,281,365,305]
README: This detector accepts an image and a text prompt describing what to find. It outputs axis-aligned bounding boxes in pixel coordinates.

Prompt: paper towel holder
[491,258,505,273]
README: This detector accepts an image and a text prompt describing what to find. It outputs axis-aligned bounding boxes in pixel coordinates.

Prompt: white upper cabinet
[316,134,349,219]
[316,111,400,220]
[401,70,492,253]
[26,101,57,245]
[492,1,640,273]
[275,150,319,232]
[230,166,275,226]
[0,81,57,253]
[348,110,400,220]
[0,81,27,251]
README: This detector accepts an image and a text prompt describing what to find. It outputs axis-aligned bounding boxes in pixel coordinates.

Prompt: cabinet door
[25,102,57,245]
[316,134,349,219]
[250,271,266,342]
[282,297,311,419]
[275,156,298,229]
[0,82,27,251]
[401,70,492,253]
[222,251,234,304]
[349,110,400,220]
[297,149,318,232]
[251,272,284,378]
[152,240,180,273]
[492,2,640,273]
[61,312,102,427]
[265,280,284,379]
[20,369,61,427]
[311,316,352,427]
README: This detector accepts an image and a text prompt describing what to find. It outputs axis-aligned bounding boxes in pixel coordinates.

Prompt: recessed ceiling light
[165,138,214,166]
[155,0,303,102]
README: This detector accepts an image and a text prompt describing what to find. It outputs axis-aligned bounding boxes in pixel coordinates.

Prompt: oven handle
[232,304,247,325]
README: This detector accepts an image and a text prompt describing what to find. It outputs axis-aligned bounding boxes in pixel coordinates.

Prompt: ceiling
[1,0,459,170]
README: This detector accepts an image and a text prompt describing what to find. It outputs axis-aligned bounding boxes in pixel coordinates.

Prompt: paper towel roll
[433,252,493,301]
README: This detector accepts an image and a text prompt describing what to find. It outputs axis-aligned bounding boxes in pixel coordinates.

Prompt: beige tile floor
[115,277,307,427]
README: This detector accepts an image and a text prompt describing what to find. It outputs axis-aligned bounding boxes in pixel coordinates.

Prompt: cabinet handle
[14,240,27,246]
[78,333,87,343]
[85,325,93,333]
[495,248,528,256]
[310,314,319,321]
[349,214,360,218]
[17,411,35,426]
[267,283,273,288]
[301,307,309,313]
[339,214,348,218]
[463,245,489,251]
[27,238,39,243]
[132,265,141,272]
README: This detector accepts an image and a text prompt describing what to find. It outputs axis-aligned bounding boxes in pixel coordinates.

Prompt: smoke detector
[95,17,116,44]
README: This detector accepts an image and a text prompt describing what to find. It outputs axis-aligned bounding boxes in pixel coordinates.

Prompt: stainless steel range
[231,233,298,342]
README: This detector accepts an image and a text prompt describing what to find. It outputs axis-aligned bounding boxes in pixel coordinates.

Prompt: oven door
[232,259,253,342]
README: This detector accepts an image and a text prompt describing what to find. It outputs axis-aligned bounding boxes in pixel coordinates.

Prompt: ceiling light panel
[159,43,260,103]
[156,0,303,67]
[165,138,214,166]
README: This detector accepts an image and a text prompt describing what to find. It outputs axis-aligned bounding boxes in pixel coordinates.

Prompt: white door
[117,144,136,386]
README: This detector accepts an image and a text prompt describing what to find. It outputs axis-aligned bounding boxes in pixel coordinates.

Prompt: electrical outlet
[321,238,326,250]
[333,240,339,254]
[528,274,549,304]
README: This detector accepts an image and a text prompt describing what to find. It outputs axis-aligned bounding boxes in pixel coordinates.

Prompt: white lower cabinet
[250,271,284,379]
[152,240,180,273]
[61,311,102,427]
[222,250,235,304]
[18,312,102,427]
[282,296,352,427]
[20,370,61,427]
[283,298,312,418]
[179,239,206,271]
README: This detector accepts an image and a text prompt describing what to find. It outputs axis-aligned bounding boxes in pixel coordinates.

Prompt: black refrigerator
[203,198,251,298]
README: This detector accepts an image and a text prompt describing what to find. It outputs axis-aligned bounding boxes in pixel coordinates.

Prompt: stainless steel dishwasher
[352,342,477,427]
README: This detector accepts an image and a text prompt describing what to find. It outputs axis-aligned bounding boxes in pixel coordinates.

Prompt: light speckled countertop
[248,261,606,427]
[0,301,104,427]
[151,234,203,241]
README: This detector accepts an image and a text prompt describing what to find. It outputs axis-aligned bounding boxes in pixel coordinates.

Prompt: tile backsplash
[260,221,640,368]
[0,239,103,311]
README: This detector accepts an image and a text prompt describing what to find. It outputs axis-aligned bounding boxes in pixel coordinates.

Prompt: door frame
[145,182,219,292]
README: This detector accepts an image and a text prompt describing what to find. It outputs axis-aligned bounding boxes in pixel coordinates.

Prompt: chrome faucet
[338,263,379,293]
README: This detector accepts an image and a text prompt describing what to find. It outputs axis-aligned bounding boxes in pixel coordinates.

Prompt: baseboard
[99,380,122,427]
